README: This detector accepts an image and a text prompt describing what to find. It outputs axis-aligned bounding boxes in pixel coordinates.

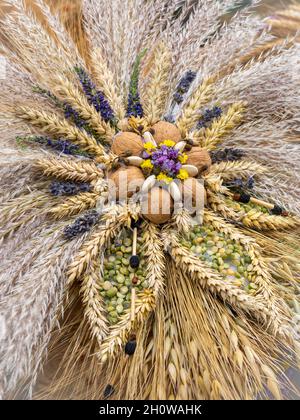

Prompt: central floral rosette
[141,140,189,184]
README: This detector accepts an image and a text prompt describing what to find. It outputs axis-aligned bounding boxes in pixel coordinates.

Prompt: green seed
[120,286,129,295]
[116,305,124,314]
[103,281,112,291]
[122,258,129,266]
[106,287,118,298]
[108,256,116,262]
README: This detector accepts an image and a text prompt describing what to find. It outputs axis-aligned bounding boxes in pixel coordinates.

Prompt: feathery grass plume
[35,157,103,182]
[141,222,165,296]
[80,257,109,345]
[176,76,216,137]
[15,107,107,159]
[143,42,171,124]
[91,48,126,120]
[199,102,246,150]
[49,192,99,220]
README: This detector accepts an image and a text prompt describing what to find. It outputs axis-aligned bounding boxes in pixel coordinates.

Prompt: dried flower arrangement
[0,0,300,400]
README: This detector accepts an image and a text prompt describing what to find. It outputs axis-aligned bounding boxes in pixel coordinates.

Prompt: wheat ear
[67,204,133,284]
[98,289,156,361]
[242,210,299,231]
[54,77,115,141]
[35,157,103,182]
[141,222,165,296]
[48,192,100,219]
[200,102,246,150]
[80,257,109,345]
[208,160,267,180]
[176,76,216,137]
[91,48,126,120]
[143,42,172,124]
[15,107,107,159]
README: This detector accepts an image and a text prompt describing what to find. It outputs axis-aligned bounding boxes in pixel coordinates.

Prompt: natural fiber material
[0,0,300,401]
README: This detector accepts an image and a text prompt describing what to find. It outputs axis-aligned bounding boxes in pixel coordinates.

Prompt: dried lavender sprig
[197,106,222,129]
[33,85,91,130]
[225,176,255,191]
[64,210,100,240]
[210,147,245,164]
[75,66,115,123]
[50,181,91,197]
[16,135,89,157]
[173,70,196,104]
[126,49,147,118]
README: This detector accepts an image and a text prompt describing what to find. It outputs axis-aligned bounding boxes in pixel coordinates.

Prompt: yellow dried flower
[157,172,173,184]
[144,142,156,152]
[178,153,188,164]
[177,169,189,180]
[162,139,176,147]
[141,159,154,170]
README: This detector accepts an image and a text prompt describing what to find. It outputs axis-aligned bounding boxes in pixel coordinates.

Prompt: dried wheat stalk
[141,222,165,295]
[35,157,103,182]
[91,48,126,120]
[98,289,155,360]
[242,210,299,231]
[49,192,99,219]
[53,77,115,141]
[15,107,107,159]
[67,204,134,284]
[143,42,171,124]
[80,257,109,344]
[176,76,216,137]
[209,160,267,180]
[200,102,246,150]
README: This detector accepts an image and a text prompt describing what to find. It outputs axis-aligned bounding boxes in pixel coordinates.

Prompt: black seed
[130,255,140,268]
[270,204,284,216]
[239,192,251,204]
[131,218,143,229]
[125,340,137,356]
[104,384,115,399]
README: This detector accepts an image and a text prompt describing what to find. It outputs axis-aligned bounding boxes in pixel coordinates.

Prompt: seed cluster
[181,225,257,293]
[100,230,147,325]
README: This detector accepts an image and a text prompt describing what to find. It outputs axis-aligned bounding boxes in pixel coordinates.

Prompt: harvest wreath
[0,0,300,401]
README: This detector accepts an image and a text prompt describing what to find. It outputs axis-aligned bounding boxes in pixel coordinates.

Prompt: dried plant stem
[53,77,115,141]
[143,42,171,124]
[176,76,216,137]
[91,48,126,120]
[80,257,109,344]
[15,107,107,159]
[49,192,99,219]
[141,222,165,296]
[200,102,246,150]
[35,157,103,182]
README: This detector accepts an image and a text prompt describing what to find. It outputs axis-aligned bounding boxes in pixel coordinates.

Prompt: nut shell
[108,166,145,201]
[186,147,212,174]
[142,187,173,224]
[151,121,182,145]
[179,178,207,214]
[112,132,144,156]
